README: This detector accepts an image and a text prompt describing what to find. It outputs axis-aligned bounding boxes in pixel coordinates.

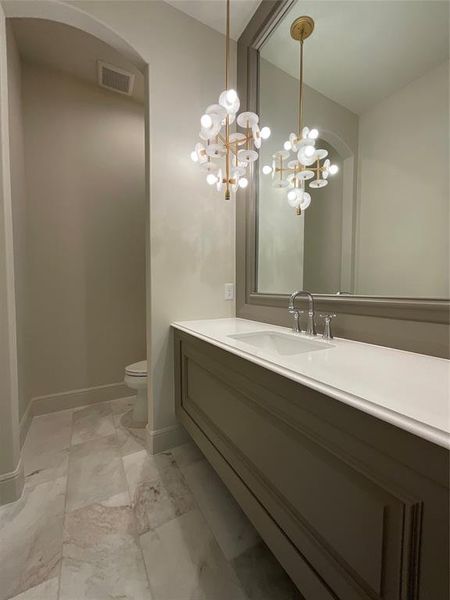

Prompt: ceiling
[11,18,145,102]
[261,0,449,115]
[164,0,262,40]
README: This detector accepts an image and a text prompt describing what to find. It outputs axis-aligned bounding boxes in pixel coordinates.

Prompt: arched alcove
[0,0,152,501]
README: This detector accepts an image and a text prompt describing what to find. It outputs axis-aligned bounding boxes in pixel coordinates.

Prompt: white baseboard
[0,458,24,506]
[2,381,132,506]
[32,381,131,416]
[145,422,189,455]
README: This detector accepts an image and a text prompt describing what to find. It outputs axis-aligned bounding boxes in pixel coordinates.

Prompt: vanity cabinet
[174,329,449,600]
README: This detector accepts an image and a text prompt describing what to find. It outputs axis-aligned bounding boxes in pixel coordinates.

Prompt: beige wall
[355,61,449,297]
[6,22,28,421]
[65,0,236,441]
[22,61,146,402]
[0,7,21,489]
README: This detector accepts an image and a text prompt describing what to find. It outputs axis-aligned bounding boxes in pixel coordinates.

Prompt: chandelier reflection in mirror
[190,0,271,200]
[262,16,338,215]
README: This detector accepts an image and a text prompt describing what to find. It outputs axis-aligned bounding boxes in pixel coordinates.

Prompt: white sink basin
[228,330,333,356]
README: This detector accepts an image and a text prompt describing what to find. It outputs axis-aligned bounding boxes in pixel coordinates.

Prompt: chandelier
[190,0,271,200]
[262,16,338,215]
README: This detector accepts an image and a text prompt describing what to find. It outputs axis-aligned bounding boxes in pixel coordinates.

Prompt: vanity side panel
[174,329,449,600]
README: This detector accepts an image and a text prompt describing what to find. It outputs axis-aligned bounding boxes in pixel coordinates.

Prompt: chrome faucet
[288,290,317,336]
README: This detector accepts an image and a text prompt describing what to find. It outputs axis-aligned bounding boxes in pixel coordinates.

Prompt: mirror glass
[257,0,449,297]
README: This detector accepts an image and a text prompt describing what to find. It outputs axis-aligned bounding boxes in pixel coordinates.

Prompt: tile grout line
[115,403,222,598]
[115,403,157,600]
[133,453,209,600]
[57,399,131,599]
[56,405,76,600]
[138,450,252,600]
[176,458,257,599]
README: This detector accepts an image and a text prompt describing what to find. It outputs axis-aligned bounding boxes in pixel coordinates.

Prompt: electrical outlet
[224,283,234,300]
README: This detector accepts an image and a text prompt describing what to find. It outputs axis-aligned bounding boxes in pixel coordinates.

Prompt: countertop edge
[172,322,450,450]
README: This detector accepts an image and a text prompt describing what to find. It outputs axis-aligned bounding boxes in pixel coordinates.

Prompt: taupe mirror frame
[236,0,449,357]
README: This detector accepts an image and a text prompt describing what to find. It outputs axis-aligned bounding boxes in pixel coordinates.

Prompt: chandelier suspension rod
[224,0,231,200]
[298,37,304,135]
[225,0,230,90]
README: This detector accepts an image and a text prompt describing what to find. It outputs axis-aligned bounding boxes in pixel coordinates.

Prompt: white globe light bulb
[200,114,213,129]
[260,126,271,140]
[329,164,339,175]
[206,173,218,185]
[190,150,198,162]
[287,189,301,208]
[308,128,319,140]
[238,177,249,189]
[262,165,272,175]
[226,89,237,104]
[304,144,315,158]
[284,141,292,151]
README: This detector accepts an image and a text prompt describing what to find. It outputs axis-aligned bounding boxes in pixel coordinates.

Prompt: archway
[2,0,146,69]
[0,0,152,502]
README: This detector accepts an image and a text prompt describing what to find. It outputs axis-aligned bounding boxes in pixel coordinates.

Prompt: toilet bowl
[124,360,148,426]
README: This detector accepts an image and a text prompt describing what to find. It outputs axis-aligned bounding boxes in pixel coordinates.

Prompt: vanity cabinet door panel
[183,354,406,599]
[175,332,448,600]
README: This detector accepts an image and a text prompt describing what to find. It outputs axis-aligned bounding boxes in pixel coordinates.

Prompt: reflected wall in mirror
[257,0,449,298]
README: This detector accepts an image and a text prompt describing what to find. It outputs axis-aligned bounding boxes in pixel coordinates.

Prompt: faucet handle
[319,313,336,340]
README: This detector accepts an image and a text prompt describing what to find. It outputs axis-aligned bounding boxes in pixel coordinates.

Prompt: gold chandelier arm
[221,134,251,150]
[273,167,295,175]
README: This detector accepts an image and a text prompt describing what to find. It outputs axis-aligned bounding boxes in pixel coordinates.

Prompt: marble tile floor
[0,397,302,600]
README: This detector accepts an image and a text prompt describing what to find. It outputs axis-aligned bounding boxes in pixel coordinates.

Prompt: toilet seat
[125,360,147,377]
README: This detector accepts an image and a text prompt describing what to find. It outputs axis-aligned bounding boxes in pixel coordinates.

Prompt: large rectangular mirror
[257,0,449,298]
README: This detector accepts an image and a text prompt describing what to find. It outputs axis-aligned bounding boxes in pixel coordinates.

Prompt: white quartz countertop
[172,318,450,449]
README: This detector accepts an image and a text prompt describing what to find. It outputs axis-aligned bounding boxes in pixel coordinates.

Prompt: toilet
[124,360,148,426]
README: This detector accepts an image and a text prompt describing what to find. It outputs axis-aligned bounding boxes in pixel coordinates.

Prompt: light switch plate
[224,283,234,300]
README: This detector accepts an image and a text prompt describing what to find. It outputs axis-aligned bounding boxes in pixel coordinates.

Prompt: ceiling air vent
[97,61,135,96]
